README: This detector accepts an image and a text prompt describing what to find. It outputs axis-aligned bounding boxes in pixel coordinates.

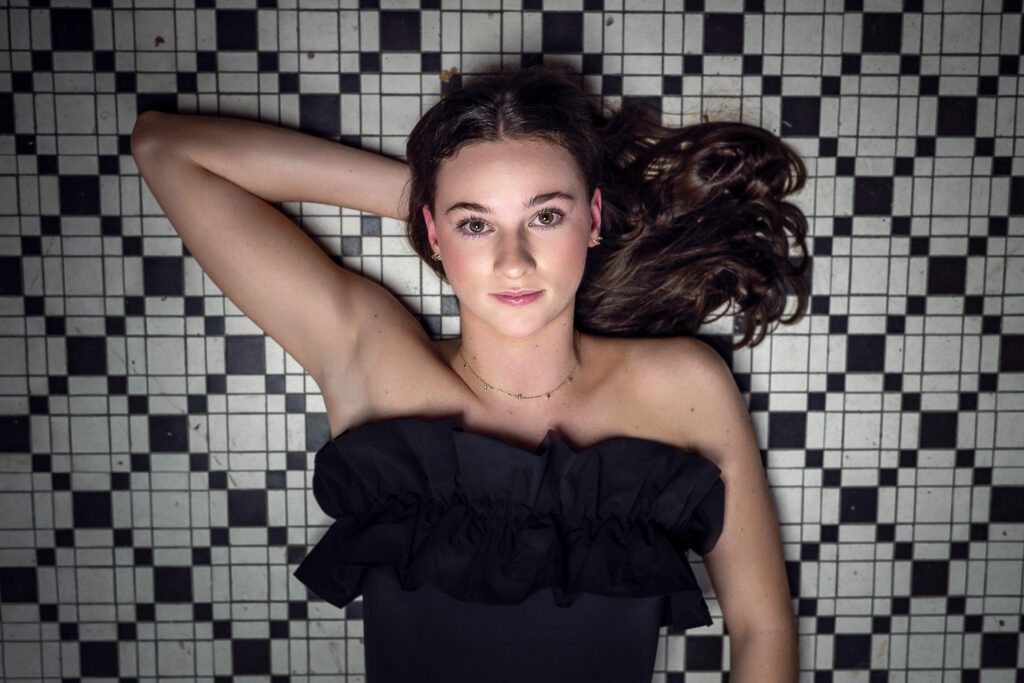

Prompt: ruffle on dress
[293,414,725,632]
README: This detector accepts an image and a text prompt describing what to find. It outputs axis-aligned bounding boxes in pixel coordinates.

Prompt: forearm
[728,626,799,682]
[130,111,412,220]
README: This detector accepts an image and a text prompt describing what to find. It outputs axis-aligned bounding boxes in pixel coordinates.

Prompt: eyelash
[453,207,567,239]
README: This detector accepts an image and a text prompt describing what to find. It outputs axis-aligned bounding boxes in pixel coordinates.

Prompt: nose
[493,231,537,280]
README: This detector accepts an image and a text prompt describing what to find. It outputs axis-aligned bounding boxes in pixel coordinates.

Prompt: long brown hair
[403,65,811,349]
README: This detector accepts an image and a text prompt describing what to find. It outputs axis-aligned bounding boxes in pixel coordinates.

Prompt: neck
[455,308,582,403]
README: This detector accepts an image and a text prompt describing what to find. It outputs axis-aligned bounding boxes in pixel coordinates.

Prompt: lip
[490,290,543,306]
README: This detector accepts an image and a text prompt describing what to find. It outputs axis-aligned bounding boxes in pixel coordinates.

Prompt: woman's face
[422,138,602,339]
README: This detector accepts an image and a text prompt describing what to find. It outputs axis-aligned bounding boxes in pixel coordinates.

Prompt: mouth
[490,290,543,306]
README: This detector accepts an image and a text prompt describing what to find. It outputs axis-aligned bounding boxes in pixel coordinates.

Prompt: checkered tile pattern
[0,1,1021,680]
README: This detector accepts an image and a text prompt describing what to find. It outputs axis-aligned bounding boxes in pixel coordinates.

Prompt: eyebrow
[444,191,576,216]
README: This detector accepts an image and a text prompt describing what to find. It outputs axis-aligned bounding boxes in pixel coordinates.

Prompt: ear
[422,204,439,252]
[589,187,603,243]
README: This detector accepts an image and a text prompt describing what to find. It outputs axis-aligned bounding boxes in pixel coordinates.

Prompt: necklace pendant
[482,383,489,389]
[463,362,469,369]
[516,393,523,399]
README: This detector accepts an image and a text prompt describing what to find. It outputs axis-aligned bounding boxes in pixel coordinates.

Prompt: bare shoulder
[624,335,728,377]
[621,336,750,468]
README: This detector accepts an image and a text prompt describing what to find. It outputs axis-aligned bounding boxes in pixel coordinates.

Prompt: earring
[431,252,442,261]
[591,235,603,245]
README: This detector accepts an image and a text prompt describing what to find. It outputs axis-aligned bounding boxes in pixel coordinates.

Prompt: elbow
[730,624,799,683]
[131,111,166,158]
[732,617,798,643]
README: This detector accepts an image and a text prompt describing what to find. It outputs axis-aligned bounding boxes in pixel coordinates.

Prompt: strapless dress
[293,415,726,682]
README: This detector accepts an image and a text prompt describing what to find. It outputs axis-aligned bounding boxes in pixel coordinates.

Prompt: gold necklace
[457,330,581,400]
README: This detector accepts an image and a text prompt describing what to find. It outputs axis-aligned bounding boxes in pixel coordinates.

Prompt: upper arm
[131,128,362,385]
[648,337,796,639]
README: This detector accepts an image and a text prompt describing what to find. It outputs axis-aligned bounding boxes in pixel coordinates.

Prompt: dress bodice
[293,415,726,681]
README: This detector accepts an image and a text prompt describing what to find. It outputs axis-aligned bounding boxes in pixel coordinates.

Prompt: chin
[474,303,548,337]
[494,307,575,340]
[493,319,549,340]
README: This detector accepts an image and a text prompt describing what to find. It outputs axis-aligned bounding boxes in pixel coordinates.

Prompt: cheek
[555,235,589,268]
[437,247,482,288]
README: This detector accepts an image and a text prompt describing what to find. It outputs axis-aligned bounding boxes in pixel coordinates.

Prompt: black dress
[293,415,726,683]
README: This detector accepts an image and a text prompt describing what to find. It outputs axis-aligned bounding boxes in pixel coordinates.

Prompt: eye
[536,209,562,226]
[456,218,489,237]
[454,207,567,239]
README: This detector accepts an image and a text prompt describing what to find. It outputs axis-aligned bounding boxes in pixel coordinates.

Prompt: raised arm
[130,111,419,393]
[132,111,412,219]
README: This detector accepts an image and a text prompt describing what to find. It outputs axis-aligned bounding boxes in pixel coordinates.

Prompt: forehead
[436,138,583,192]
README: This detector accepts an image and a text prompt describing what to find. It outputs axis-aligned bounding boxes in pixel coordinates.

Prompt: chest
[433,338,684,455]
[320,335,695,455]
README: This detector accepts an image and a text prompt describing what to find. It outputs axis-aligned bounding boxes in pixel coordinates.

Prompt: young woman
[132,65,808,682]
